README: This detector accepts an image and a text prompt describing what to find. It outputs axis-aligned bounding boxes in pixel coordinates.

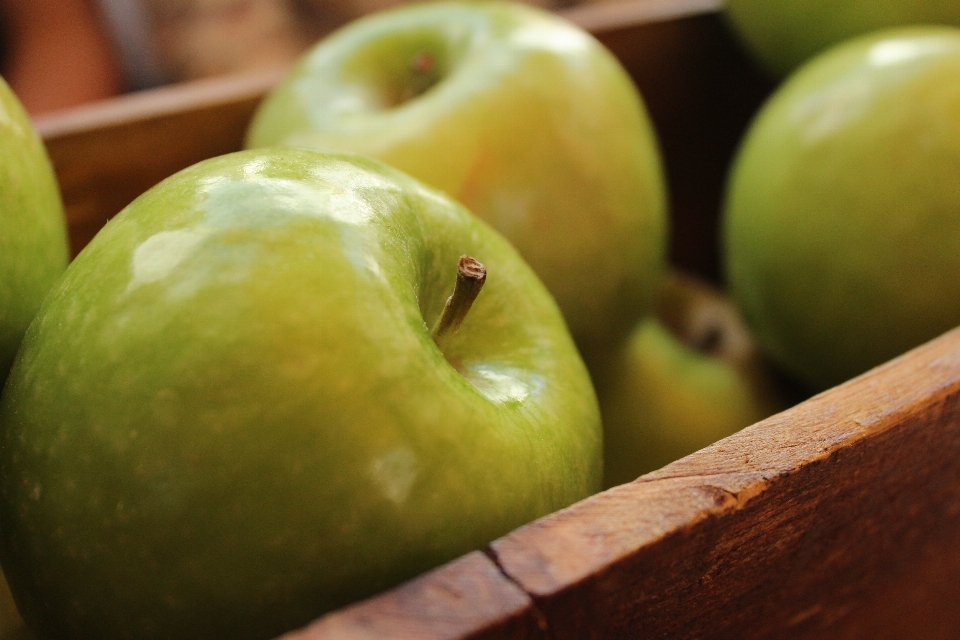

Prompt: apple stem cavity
[431,255,486,352]
[694,322,725,356]
[403,51,439,101]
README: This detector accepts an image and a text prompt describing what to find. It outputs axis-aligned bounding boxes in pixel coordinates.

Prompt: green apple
[723,27,960,392]
[0,77,69,384]
[245,1,668,361]
[0,148,601,640]
[596,271,786,488]
[724,0,960,76]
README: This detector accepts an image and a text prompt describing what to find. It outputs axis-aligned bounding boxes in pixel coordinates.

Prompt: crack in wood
[482,546,550,635]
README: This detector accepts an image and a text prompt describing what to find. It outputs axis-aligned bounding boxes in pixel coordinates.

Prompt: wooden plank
[276,552,545,640]
[560,0,721,34]
[34,68,285,256]
[595,10,772,282]
[489,326,960,639]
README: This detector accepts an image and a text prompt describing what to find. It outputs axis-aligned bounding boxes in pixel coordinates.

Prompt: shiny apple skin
[245,1,668,361]
[0,78,69,384]
[725,0,960,76]
[724,27,960,392]
[0,149,601,640]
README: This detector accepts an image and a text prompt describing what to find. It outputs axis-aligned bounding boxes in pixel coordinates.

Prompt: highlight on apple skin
[0,148,601,640]
[245,0,669,365]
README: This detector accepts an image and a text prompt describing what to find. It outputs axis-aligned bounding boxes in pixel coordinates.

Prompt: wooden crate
[33,1,960,638]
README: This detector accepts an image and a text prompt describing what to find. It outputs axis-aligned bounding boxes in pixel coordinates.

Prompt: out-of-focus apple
[0,149,601,640]
[596,271,788,488]
[724,0,960,76]
[723,27,960,391]
[246,1,668,361]
[0,77,69,384]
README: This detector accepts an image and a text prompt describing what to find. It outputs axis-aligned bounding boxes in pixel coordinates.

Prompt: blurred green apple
[0,148,601,640]
[245,1,668,361]
[723,27,960,391]
[725,0,960,76]
[596,271,786,488]
[0,77,69,384]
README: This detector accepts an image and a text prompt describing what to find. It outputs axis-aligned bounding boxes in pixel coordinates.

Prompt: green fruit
[725,0,960,76]
[0,77,69,384]
[723,27,960,391]
[597,272,785,488]
[245,1,668,360]
[0,148,601,640]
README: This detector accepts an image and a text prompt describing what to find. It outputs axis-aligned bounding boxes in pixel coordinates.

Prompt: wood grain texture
[277,552,545,640]
[490,326,960,639]
[35,67,285,256]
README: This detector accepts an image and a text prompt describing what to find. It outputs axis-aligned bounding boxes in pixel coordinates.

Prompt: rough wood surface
[491,326,960,639]
[278,552,544,640]
[34,67,285,256]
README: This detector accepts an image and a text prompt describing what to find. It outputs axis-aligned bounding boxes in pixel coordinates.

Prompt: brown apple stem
[431,256,486,352]
[412,51,435,75]
[403,52,438,101]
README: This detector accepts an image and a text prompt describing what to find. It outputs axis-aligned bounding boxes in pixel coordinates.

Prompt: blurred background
[0,0,588,116]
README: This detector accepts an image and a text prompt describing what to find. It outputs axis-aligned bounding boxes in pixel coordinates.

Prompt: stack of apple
[0,3,794,640]
[240,0,789,486]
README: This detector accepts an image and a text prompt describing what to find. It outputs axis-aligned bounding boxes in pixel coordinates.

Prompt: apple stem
[431,256,486,352]
[402,52,438,101]
[412,52,435,75]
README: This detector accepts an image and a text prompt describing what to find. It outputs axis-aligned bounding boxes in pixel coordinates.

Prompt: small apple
[724,0,960,76]
[0,77,69,384]
[0,148,601,640]
[595,271,787,488]
[723,27,960,392]
[245,1,669,360]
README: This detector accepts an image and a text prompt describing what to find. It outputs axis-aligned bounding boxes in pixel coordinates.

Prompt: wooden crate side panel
[35,69,283,257]
[489,327,960,639]
[276,552,545,640]
[597,12,772,282]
